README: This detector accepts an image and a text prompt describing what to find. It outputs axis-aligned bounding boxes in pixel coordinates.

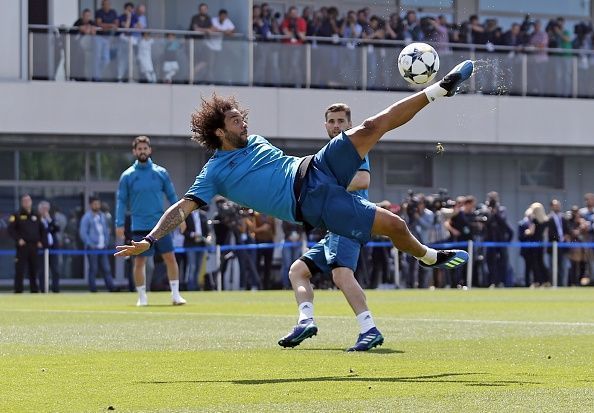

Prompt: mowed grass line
[0,289,592,413]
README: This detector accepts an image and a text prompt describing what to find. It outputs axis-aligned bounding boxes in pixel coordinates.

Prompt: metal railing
[27,25,594,98]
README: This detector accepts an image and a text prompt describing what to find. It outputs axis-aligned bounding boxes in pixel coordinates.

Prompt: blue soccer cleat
[347,327,384,352]
[419,249,469,270]
[278,318,318,348]
[439,60,474,97]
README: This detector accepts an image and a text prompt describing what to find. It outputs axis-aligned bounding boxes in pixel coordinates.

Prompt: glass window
[520,157,563,189]
[89,152,134,181]
[479,0,589,17]
[402,0,454,8]
[385,154,432,187]
[0,151,15,180]
[19,151,85,181]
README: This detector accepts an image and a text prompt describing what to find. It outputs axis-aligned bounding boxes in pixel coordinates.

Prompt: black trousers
[257,246,274,289]
[15,243,39,293]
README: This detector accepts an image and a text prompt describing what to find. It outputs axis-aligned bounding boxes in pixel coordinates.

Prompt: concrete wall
[1,81,593,148]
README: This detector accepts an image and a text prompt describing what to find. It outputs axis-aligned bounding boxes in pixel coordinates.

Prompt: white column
[48,0,78,27]
[0,0,26,80]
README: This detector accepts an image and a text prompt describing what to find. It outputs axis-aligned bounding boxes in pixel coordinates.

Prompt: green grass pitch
[0,289,593,412]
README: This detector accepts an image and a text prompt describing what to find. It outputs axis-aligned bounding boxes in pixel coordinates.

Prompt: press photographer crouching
[213,197,261,290]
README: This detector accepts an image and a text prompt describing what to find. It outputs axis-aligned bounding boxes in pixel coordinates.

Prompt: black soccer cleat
[439,60,475,97]
[419,249,469,269]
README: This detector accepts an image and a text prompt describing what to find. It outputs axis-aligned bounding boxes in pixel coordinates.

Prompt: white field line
[3,308,594,327]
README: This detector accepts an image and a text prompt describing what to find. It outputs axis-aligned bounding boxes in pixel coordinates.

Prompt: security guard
[7,194,45,293]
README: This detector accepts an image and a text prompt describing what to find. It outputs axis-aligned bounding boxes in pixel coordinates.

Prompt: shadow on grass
[139,372,542,387]
[294,348,404,354]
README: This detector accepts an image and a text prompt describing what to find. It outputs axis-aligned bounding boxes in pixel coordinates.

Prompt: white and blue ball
[397,42,440,85]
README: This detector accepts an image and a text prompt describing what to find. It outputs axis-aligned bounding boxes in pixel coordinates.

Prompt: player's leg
[372,206,468,269]
[133,256,148,306]
[161,250,186,305]
[326,234,384,351]
[346,60,475,158]
[278,243,327,348]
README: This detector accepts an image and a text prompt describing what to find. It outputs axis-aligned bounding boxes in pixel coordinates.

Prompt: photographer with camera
[402,192,434,288]
[483,192,514,288]
[445,196,474,287]
[214,197,261,290]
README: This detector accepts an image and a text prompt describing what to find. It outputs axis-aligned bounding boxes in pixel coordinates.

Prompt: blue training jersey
[185,135,301,223]
[116,159,178,231]
[354,155,370,200]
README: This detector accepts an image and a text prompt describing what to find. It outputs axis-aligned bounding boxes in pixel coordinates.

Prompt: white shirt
[93,213,105,249]
[207,17,235,51]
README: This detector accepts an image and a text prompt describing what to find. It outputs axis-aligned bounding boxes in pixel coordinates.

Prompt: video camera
[216,200,253,229]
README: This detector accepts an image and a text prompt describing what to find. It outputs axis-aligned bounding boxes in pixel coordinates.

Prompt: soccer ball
[397,42,440,85]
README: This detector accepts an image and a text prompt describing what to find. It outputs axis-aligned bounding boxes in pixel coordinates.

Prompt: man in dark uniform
[7,194,46,293]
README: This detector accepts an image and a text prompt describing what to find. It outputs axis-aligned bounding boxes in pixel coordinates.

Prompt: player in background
[115,136,186,306]
[115,61,475,306]
[278,103,383,351]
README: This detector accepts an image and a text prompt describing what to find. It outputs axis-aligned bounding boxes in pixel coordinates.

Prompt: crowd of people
[36,1,594,94]
[5,188,593,293]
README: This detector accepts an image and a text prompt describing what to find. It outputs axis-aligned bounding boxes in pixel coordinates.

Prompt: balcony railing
[28,25,594,98]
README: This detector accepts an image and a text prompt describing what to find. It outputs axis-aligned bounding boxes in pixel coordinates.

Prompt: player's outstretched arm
[114,198,198,257]
[347,60,474,159]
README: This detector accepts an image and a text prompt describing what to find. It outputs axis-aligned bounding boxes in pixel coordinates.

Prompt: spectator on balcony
[94,0,119,81]
[428,15,451,54]
[137,31,156,82]
[116,2,138,82]
[364,16,386,89]
[72,9,97,81]
[484,192,513,287]
[528,20,549,95]
[502,23,523,49]
[404,10,423,42]
[189,3,213,82]
[312,6,340,87]
[253,4,280,86]
[281,6,307,87]
[385,13,405,41]
[356,8,371,38]
[207,9,235,83]
[547,199,570,286]
[301,6,314,34]
[468,15,485,45]
[162,33,182,83]
[339,10,362,87]
[548,17,573,97]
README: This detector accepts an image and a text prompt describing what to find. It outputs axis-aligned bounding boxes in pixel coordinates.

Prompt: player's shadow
[294,348,404,354]
[139,372,541,387]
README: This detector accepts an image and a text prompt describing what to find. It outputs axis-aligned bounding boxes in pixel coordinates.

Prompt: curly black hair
[190,94,248,151]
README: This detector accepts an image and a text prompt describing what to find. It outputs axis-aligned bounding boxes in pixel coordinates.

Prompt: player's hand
[114,240,150,257]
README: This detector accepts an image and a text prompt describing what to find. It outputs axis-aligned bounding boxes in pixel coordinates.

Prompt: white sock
[356,311,376,334]
[423,82,447,103]
[137,285,146,297]
[169,280,180,297]
[419,247,438,265]
[298,302,314,322]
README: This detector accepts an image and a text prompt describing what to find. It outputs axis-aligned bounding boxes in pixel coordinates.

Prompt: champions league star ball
[397,42,440,85]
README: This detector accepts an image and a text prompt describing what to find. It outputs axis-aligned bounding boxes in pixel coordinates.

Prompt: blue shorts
[301,232,361,275]
[299,132,377,244]
[132,231,174,257]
